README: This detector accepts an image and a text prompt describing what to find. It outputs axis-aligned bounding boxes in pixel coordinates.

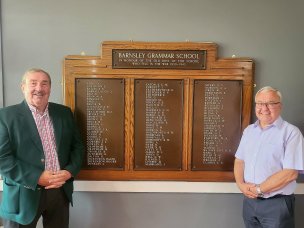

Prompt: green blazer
[0,101,84,225]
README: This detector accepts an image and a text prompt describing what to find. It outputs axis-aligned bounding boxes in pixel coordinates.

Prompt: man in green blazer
[0,68,84,227]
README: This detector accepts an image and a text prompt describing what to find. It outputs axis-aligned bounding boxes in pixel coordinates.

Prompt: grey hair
[21,68,51,85]
[255,86,282,102]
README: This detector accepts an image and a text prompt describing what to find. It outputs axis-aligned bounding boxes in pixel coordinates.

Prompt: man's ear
[21,83,25,93]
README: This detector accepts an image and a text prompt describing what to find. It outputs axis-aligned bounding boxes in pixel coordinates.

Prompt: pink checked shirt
[29,103,60,172]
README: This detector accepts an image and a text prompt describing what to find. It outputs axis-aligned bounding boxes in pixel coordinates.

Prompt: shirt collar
[254,116,283,129]
[27,102,49,116]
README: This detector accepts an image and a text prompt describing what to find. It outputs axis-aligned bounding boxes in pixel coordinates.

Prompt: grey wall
[2,0,304,130]
[1,192,304,228]
[69,194,304,228]
[1,0,304,227]
[71,192,245,228]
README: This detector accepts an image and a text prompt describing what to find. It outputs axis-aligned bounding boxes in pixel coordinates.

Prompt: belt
[257,194,294,200]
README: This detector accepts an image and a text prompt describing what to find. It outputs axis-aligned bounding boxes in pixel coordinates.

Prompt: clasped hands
[38,170,72,189]
[240,182,259,198]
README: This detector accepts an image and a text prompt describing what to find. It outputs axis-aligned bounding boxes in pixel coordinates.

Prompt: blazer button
[41,159,45,163]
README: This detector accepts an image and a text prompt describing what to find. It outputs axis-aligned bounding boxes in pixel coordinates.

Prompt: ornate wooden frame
[63,41,254,181]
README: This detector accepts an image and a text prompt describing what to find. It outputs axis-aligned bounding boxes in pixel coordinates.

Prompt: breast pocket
[2,179,20,214]
[263,142,284,164]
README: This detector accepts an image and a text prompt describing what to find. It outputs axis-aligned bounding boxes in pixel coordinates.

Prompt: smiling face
[255,90,282,128]
[21,71,51,112]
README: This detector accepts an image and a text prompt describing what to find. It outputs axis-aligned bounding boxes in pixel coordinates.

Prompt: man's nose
[35,83,43,90]
[261,105,270,111]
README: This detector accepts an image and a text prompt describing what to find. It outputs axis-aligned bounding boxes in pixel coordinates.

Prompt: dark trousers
[243,195,295,228]
[3,188,69,228]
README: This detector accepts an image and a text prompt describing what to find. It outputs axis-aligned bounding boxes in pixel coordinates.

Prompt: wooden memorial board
[63,41,254,181]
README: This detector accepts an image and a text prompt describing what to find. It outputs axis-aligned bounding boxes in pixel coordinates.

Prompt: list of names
[202,83,228,165]
[86,81,116,166]
[144,82,174,166]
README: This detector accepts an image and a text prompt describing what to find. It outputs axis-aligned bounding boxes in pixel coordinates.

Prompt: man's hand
[38,170,72,189]
[239,182,258,198]
[234,158,258,198]
[38,170,55,187]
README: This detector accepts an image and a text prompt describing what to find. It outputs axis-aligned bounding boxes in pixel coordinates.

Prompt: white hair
[255,86,282,102]
[21,68,51,85]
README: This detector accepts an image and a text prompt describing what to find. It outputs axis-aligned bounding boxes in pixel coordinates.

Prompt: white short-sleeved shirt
[235,116,304,197]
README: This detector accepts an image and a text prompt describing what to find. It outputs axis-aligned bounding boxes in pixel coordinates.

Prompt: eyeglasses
[255,102,280,109]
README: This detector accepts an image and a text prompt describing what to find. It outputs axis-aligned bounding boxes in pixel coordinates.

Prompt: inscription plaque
[192,80,242,171]
[113,49,206,69]
[75,78,125,169]
[134,79,183,170]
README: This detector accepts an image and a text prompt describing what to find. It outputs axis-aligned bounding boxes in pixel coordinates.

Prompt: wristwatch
[256,184,264,197]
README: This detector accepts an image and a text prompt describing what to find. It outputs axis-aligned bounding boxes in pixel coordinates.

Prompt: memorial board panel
[134,79,184,170]
[191,80,242,171]
[75,78,125,169]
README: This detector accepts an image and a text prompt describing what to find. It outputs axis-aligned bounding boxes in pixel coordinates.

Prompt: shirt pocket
[262,142,284,165]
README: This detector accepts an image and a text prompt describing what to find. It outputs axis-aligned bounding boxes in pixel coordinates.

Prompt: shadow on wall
[299,126,304,135]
